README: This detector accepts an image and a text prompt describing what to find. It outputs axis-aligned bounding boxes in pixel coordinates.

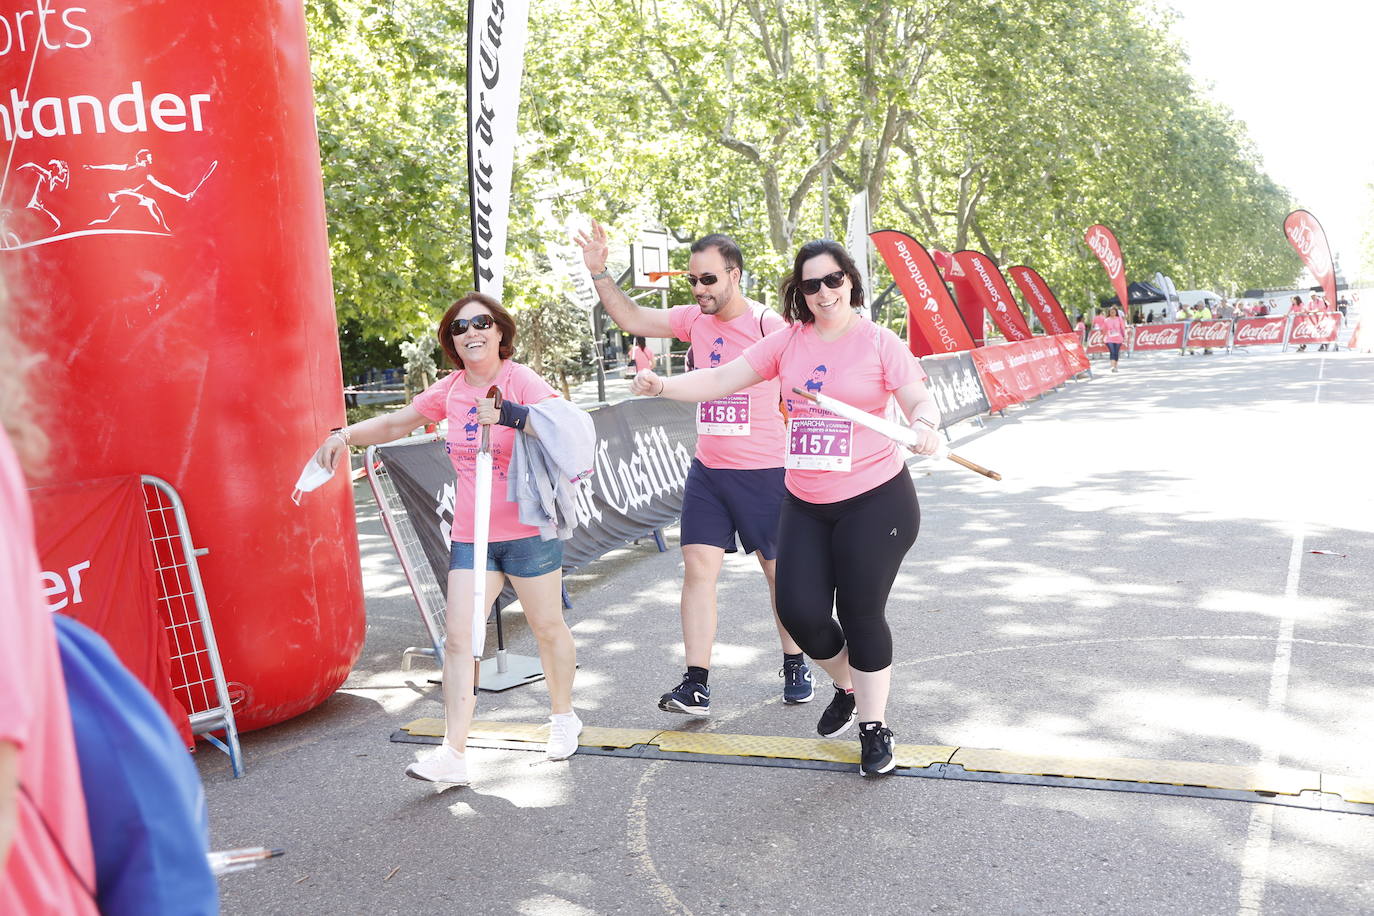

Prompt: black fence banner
[377,398,697,590]
[918,350,990,428]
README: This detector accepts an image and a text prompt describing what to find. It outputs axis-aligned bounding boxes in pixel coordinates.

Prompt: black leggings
[775,470,920,672]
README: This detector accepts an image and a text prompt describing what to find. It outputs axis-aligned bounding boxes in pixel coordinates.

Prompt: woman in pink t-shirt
[629,336,656,373]
[632,240,941,777]
[313,293,581,785]
[1095,306,1127,373]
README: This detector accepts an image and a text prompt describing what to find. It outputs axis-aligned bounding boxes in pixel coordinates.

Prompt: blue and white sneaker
[658,675,710,716]
[780,658,814,704]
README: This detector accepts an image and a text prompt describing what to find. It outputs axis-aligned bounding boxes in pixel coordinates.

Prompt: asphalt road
[204,346,1374,915]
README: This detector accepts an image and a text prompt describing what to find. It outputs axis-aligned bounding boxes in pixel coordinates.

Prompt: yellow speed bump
[950,748,1321,797]
[650,731,954,768]
[401,717,661,748]
[1320,775,1374,806]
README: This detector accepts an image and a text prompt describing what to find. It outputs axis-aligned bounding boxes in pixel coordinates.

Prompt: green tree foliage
[308,0,1302,370]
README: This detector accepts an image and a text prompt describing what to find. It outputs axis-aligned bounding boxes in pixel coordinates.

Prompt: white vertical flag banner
[845,189,872,317]
[546,242,599,311]
[468,0,531,303]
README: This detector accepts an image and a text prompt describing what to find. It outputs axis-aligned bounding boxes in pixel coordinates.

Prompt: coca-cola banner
[870,230,975,357]
[970,334,1085,412]
[1232,316,1288,347]
[1288,312,1339,345]
[1131,323,1186,352]
[917,351,990,428]
[1008,266,1073,335]
[1283,210,1337,309]
[377,398,697,592]
[952,250,1033,342]
[1085,224,1129,310]
[1186,319,1232,349]
[28,476,192,745]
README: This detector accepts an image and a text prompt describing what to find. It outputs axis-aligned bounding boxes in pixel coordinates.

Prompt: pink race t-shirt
[744,318,927,504]
[669,300,787,470]
[1096,315,1126,344]
[0,434,99,916]
[631,345,654,372]
[412,360,558,543]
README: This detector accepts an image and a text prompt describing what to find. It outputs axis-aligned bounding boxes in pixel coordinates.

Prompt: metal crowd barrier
[141,475,244,777]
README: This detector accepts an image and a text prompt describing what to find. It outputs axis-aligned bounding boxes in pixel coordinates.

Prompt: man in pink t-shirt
[0,431,99,916]
[576,221,810,714]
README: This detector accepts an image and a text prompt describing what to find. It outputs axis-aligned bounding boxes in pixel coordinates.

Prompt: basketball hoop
[647,270,687,283]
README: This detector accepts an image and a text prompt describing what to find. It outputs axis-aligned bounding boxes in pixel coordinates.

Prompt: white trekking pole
[470,386,501,693]
[790,388,1002,480]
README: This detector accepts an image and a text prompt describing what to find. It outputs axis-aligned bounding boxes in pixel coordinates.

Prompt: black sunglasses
[449,314,495,334]
[685,268,735,287]
[799,270,848,296]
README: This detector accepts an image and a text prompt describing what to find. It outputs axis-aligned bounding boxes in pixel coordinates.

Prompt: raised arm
[575,220,673,339]
[630,355,763,404]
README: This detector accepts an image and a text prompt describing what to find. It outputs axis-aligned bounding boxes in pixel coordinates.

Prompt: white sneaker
[546,712,583,760]
[405,743,469,784]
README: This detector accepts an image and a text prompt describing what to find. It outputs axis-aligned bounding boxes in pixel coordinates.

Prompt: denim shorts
[449,535,563,578]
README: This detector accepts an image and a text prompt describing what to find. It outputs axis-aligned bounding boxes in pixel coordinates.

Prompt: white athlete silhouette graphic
[84,149,217,231]
[16,159,70,231]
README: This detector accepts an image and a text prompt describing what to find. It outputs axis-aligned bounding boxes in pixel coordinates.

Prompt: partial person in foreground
[631,240,942,777]
[312,293,591,785]
[0,277,99,914]
[577,221,814,715]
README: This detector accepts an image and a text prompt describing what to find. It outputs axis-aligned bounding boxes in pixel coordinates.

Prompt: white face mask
[291,458,335,505]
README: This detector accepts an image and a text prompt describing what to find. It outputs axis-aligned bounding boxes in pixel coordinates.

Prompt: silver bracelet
[589,268,612,281]
[328,427,352,446]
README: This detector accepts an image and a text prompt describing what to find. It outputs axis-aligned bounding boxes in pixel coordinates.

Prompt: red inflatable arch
[1,2,365,730]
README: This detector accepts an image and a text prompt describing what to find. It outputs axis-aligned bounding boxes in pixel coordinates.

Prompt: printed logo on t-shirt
[804,365,827,393]
[462,406,480,441]
[708,336,725,366]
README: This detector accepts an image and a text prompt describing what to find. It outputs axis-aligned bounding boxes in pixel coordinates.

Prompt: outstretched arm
[83,163,131,171]
[630,355,763,404]
[574,220,674,339]
[312,403,432,471]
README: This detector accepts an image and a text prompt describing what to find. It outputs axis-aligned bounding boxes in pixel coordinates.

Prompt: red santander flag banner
[1283,210,1337,308]
[934,249,986,347]
[952,250,1033,342]
[1008,266,1073,335]
[1085,224,1129,311]
[870,230,976,357]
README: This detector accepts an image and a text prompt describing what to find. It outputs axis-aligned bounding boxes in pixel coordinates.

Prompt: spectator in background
[1146,309,1156,324]
[1292,296,1308,351]
[1074,312,1086,343]
[629,336,656,373]
[1095,306,1127,373]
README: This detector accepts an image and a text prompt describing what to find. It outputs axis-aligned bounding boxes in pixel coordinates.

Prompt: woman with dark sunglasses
[312,292,583,785]
[632,240,941,776]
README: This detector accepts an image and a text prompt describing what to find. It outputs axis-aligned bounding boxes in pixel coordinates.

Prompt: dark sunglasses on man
[799,270,847,295]
[685,267,736,287]
[449,314,495,334]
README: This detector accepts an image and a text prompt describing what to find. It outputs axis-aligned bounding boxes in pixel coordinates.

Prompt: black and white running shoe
[816,686,857,737]
[780,658,814,704]
[659,675,710,716]
[858,721,896,777]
